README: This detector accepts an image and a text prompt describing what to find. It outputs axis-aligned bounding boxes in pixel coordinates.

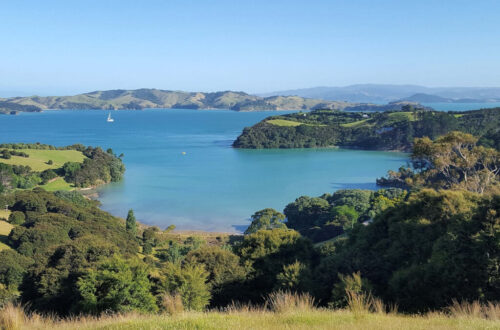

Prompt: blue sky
[1,0,500,95]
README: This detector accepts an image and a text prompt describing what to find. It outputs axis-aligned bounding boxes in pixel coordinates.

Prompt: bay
[0,109,407,232]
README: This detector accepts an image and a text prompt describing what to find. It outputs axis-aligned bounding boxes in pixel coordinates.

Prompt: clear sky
[1,0,500,96]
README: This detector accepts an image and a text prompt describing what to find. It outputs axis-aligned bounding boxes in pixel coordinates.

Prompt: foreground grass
[18,310,499,330]
[0,149,85,171]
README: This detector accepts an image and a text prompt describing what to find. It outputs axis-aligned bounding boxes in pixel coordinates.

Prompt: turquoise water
[0,109,407,231]
[423,102,500,111]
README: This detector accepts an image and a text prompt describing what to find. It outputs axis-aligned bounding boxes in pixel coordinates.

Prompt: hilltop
[0,89,424,114]
[263,84,500,103]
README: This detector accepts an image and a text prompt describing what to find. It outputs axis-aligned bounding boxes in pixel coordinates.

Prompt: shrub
[8,212,25,225]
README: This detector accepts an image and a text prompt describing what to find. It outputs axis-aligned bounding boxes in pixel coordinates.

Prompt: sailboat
[107,112,114,122]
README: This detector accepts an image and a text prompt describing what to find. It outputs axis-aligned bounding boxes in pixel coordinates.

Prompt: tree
[284,196,331,230]
[159,263,211,311]
[412,131,500,193]
[8,211,25,225]
[126,209,137,235]
[245,208,286,234]
[331,205,359,230]
[77,257,157,314]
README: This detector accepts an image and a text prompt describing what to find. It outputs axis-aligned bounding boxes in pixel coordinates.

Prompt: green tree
[159,263,211,311]
[331,205,359,230]
[77,257,157,314]
[126,209,137,235]
[245,208,286,234]
[8,211,26,225]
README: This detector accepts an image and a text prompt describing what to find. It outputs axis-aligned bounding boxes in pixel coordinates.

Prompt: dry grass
[267,291,315,313]
[0,303,25,330]
[0,209,11,221]
[448,299,500,320]
[1,300,499,330]
[160,293,184,315]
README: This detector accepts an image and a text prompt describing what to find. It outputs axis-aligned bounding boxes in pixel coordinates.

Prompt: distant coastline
[0,88,425,114]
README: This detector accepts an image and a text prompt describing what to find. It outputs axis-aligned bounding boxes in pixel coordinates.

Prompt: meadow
[0,217,12,251]
[0,149,85,171]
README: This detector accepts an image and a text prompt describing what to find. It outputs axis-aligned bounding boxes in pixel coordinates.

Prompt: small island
[233,107,500,151]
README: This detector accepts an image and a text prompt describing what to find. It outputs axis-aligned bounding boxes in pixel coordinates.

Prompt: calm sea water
[0,109,409,231]
[423,102,500,111]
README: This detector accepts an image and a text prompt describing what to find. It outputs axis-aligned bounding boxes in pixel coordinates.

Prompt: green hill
[233,107,500,150]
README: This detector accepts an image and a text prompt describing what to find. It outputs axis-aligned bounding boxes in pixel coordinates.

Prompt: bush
[8,212,25,225]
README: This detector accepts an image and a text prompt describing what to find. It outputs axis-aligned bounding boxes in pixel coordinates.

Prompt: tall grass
[160,293,184,315]
[0,303,24,330]
[1,298,499,329]
[448,299,500,320]
[266,290,315,313]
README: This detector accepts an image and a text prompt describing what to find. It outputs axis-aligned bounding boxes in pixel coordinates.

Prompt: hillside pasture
[0,149,85,171]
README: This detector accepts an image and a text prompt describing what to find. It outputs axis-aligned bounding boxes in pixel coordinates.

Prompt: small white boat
[107,113,114,122]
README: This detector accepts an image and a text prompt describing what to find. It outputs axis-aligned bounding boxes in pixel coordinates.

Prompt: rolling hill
[0,89,424,114]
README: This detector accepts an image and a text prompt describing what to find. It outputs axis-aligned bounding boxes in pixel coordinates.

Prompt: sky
[1,0,500,96]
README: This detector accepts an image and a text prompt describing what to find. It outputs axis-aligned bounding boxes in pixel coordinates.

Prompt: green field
[387,111,417,121]
[0,219,13,251]
[0,149,85,171]
[267,119,304,127]
[340,119,369,128]
[40,177,74,191]
[0,209,10,221]
[17,310,499,330]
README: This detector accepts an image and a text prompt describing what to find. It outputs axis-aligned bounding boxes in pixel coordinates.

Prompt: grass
[388,111,417,121]
[267,119,303,127]
[340,119,369,128]
[0,149,85,172]
[4,307,499,330]
[1,293,498,329]
[0,220,13,251]
[0,209,11,221]
[39,177,74,192]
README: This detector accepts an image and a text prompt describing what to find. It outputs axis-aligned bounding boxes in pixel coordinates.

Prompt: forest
[233,107,500,151]
[0,131,498,319]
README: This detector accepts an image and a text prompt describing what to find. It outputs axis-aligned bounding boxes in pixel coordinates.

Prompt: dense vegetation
[233,107,500,150]
[0,143,125,192]
[0,132,498,319]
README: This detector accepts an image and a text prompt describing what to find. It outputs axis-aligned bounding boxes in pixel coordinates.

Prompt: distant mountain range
[0,89,423,114]
[261,84,500,103]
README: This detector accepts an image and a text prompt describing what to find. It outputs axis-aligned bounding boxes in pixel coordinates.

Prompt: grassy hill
[0,149,85,172]
[233,107,500,150]
[0,89,425,113]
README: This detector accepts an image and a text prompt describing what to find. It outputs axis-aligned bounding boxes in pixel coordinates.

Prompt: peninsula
[233,107,500,151]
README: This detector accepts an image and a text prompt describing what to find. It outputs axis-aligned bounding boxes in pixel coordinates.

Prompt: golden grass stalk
[267,290,315,313]
[448,299,500,320]
[0,302,25,330]
[161,292,184,315]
